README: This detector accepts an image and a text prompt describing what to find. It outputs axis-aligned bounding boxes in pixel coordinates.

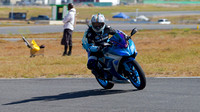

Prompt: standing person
[61,3,76,56]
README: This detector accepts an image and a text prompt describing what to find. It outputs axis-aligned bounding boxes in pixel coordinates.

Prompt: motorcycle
[82,28,146,90]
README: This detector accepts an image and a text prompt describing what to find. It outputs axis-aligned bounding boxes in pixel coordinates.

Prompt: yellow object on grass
[31,40,40,54]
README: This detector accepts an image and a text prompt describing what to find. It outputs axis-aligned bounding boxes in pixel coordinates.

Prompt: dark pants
[61,29,72,46]
[61,29,73,55]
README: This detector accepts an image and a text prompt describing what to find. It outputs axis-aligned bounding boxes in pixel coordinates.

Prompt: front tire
[128,60,146,90]
[96,78,114,89]
[93,70,114,89]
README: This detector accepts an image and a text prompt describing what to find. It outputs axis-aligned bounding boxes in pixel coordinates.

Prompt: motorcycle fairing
[104,53,122,72]
[102,54,128,81]
[107,39,136,56]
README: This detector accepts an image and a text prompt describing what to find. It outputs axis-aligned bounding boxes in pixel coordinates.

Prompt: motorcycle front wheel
[96,78,114,89]
[93,70,114,89]
[128,60,146,90]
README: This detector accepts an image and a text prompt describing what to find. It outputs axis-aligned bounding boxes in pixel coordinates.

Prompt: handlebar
[98,42,112,50]
[99,42,112,47]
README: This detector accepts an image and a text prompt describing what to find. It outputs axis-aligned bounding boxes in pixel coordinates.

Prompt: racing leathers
[84,25,116,77]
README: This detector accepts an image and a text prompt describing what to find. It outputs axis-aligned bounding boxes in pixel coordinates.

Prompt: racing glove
[89,45,100,52]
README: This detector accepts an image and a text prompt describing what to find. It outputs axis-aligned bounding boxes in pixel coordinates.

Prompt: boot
[67,46,72,56]
[63,52,67,56]
[62,45,68,56]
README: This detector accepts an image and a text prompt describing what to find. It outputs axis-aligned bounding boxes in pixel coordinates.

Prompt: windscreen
[109,30,128,48]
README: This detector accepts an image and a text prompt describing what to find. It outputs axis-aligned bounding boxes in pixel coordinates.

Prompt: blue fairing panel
[107,39,136,56]
[105,59,129,81]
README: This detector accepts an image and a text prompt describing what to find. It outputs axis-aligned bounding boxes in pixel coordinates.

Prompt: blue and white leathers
[82,29,146,90]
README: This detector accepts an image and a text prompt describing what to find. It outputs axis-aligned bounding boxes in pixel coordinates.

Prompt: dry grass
[0,6,51,20]
[0,32,91,78]
[133,29,200,77]
[0,29,199,78]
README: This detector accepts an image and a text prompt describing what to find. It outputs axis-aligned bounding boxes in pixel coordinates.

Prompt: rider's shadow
[3,89,138,105]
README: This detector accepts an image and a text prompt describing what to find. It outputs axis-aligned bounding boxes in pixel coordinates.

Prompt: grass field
[0,29,199,78]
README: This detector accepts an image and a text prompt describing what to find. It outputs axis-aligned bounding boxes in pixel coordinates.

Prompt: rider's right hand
[89,45,100,52]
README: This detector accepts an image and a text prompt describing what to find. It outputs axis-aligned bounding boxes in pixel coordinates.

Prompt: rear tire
[128,60,146,90]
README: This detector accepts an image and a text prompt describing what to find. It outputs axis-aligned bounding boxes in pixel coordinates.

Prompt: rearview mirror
[131,28,137,36]
[86,20,90,27]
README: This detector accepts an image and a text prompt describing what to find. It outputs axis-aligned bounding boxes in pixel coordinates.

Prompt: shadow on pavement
[3,89,138,105]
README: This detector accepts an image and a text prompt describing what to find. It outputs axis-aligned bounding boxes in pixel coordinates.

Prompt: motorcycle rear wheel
[128,60,146,90]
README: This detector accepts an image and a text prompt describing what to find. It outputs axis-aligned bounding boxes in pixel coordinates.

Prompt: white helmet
[91,13,106,32]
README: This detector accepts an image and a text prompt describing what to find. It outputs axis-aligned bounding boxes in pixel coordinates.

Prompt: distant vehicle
[131,19,137,22]
[136,15,149,21]
[30,15,50,21]
[16,1,31,6]
[61,0,67,4]
[158,19,171,24]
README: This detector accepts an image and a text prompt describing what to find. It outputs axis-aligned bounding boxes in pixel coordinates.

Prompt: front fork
[122,58,137,78]
[96,60,113,80]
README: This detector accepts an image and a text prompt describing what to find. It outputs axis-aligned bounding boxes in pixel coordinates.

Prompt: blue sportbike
[82,28,146,90]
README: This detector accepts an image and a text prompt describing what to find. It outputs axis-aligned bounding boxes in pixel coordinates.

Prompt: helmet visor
[92,22,104,31]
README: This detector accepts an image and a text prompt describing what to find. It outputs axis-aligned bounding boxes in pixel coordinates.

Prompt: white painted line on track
[155,77,200,79]
[0,78,94,80]
[0,77,200,80]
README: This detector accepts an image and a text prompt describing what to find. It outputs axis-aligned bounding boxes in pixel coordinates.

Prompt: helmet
[91,13,106,32]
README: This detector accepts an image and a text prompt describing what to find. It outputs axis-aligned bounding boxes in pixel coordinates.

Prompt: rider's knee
[87,56,97,70]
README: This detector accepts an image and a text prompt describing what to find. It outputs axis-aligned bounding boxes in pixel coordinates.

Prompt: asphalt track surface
[0,78,199,112]
[0,24,198,34]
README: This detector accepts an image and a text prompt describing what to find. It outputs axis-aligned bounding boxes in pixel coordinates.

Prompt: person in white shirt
[61,3,76,56]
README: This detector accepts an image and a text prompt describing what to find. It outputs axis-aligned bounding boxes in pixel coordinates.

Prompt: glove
[89,46,100,52]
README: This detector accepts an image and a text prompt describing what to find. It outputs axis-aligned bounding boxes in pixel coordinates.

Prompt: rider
[84,13,116,78]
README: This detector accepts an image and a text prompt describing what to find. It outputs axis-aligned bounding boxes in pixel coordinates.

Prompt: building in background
[0,0,69,5]
[73,0,120,6]
[98,0,120,6]
[51,4,68,20]
[0,0,120,5]
[1,0,200,5]
[48,0,61,5]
